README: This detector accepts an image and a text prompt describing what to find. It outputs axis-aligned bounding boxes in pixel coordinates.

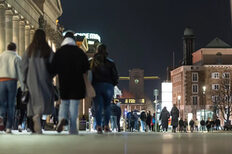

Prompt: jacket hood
[61,38,76,47]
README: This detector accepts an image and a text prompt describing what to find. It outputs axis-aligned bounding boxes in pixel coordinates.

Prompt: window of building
[212,95,219,103]
[211,72,220,79]
[192,84,198,93]
[192,73,198,82]
[212,84,220,90]
[222,72,230,79]
[225,84,230,90]
[192,96,198,105]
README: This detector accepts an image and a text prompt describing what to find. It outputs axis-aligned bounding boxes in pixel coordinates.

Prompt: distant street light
[178,95,181,117]
[202,86,206,120]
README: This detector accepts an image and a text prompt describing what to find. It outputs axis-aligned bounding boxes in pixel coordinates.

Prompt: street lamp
[178,95,181,117]
[202,86,206,120]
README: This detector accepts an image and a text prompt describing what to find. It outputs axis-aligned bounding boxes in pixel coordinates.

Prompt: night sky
[59,0,231,100]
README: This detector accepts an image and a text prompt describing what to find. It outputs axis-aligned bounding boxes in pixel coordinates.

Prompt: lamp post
[177,95,181,118]
[202,86,206,120]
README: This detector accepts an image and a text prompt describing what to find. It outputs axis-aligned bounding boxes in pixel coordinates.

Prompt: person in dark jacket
[215,117,221,130]
[189,119,195,133]
[51,32,89,134]
[200,119,206,132]
[110,102,118,132]
[206,118,211,132]
[146,111,152,132]
[170,104,179,133]
[90,44,119,134]
[116,102,121,132]
[160,107,170,132]
[179,118,184,132]
[183,119,188,133]
[140,111,147,132]
[129,111,136,132]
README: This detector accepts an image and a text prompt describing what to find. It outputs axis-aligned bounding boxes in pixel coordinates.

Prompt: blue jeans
[141,120,146,131]
[111,116,117,130]
[93,83,114,127]
[0,80,17,129]
[59,99,80,134]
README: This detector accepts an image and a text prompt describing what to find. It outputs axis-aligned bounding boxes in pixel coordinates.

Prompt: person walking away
[140,111,147,132]
[183,119,188,133]
[210,119,215,132]
[189,119,195,133]
[170,104,179,133]
[110,101,118,132]
[116,102,121,132]
[50,32,90,135]
[0,42,25,133]
[151,113,156,131]
[16,87,28,132]
[90,44,119,134]
[21,30,54,134]
[129,111,135,132]
[146,111,152,132]
[206,118,211,132]
[179,118,184,132]
[215,117,221,130]
[160,107,170,132]
[200,119,206,132]
[195,119,199,131]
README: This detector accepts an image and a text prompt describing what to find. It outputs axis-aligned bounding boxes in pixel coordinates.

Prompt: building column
[0,3,6,53]
[25,25,30,49]
[5,9,13,49]
[13,15,20,51]
[19,20,25,56]
[30,28,35,43]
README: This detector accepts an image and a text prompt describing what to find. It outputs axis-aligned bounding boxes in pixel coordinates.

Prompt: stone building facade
[0,0,63,55]
[171,38,232,123]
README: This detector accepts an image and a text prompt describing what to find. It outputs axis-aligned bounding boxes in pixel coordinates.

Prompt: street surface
[0,131,232,154]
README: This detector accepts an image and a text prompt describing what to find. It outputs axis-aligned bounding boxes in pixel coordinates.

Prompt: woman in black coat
[160,107,170,132]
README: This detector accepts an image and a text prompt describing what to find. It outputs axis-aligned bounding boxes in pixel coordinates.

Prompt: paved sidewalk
[0,131,232,154]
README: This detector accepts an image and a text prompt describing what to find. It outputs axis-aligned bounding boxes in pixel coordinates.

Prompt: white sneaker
[6,128,11,134]
[18,125,22,132]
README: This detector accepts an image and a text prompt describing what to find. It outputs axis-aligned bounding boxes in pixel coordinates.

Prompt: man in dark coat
[160,107,170,132]
[110,102,118,132]
[170,104,179,133]
[215,117,221,130]
[51,32,89,134]
[140,111,147,132]
[146,111,152,132]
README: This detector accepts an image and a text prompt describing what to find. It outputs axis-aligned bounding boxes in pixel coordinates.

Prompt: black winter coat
[51,45,89,99]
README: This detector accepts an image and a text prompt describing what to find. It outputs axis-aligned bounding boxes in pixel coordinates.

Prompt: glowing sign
[75,33,101,42]
[118,99,145,104]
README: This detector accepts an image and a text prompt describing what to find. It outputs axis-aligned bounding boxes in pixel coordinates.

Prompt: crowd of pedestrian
[0,29,119,135]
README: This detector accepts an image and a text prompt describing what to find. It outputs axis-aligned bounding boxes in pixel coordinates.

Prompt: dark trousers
[117,116,120,132]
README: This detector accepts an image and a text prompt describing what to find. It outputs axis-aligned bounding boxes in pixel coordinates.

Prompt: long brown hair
[28,29,51,58]
[91,44,108,69]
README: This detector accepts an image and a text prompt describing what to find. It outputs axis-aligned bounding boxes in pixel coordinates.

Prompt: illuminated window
[212,72,220,79]
[192,84,198,94]
[222,72,230,79]
[192,72,198,82]
[192,96,198,105]
[212,84,220,90]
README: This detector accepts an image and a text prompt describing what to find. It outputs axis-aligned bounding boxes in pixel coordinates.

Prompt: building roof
[205,37,231,48]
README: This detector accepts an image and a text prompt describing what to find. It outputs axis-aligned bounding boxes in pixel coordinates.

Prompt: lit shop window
[192,73,198,82]
[212,84,220,90]
[211,72,220,79]
[192,84,198,94]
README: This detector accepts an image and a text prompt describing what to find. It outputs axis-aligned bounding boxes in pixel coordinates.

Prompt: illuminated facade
[0,0,63,55]
[171,38,232,123]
